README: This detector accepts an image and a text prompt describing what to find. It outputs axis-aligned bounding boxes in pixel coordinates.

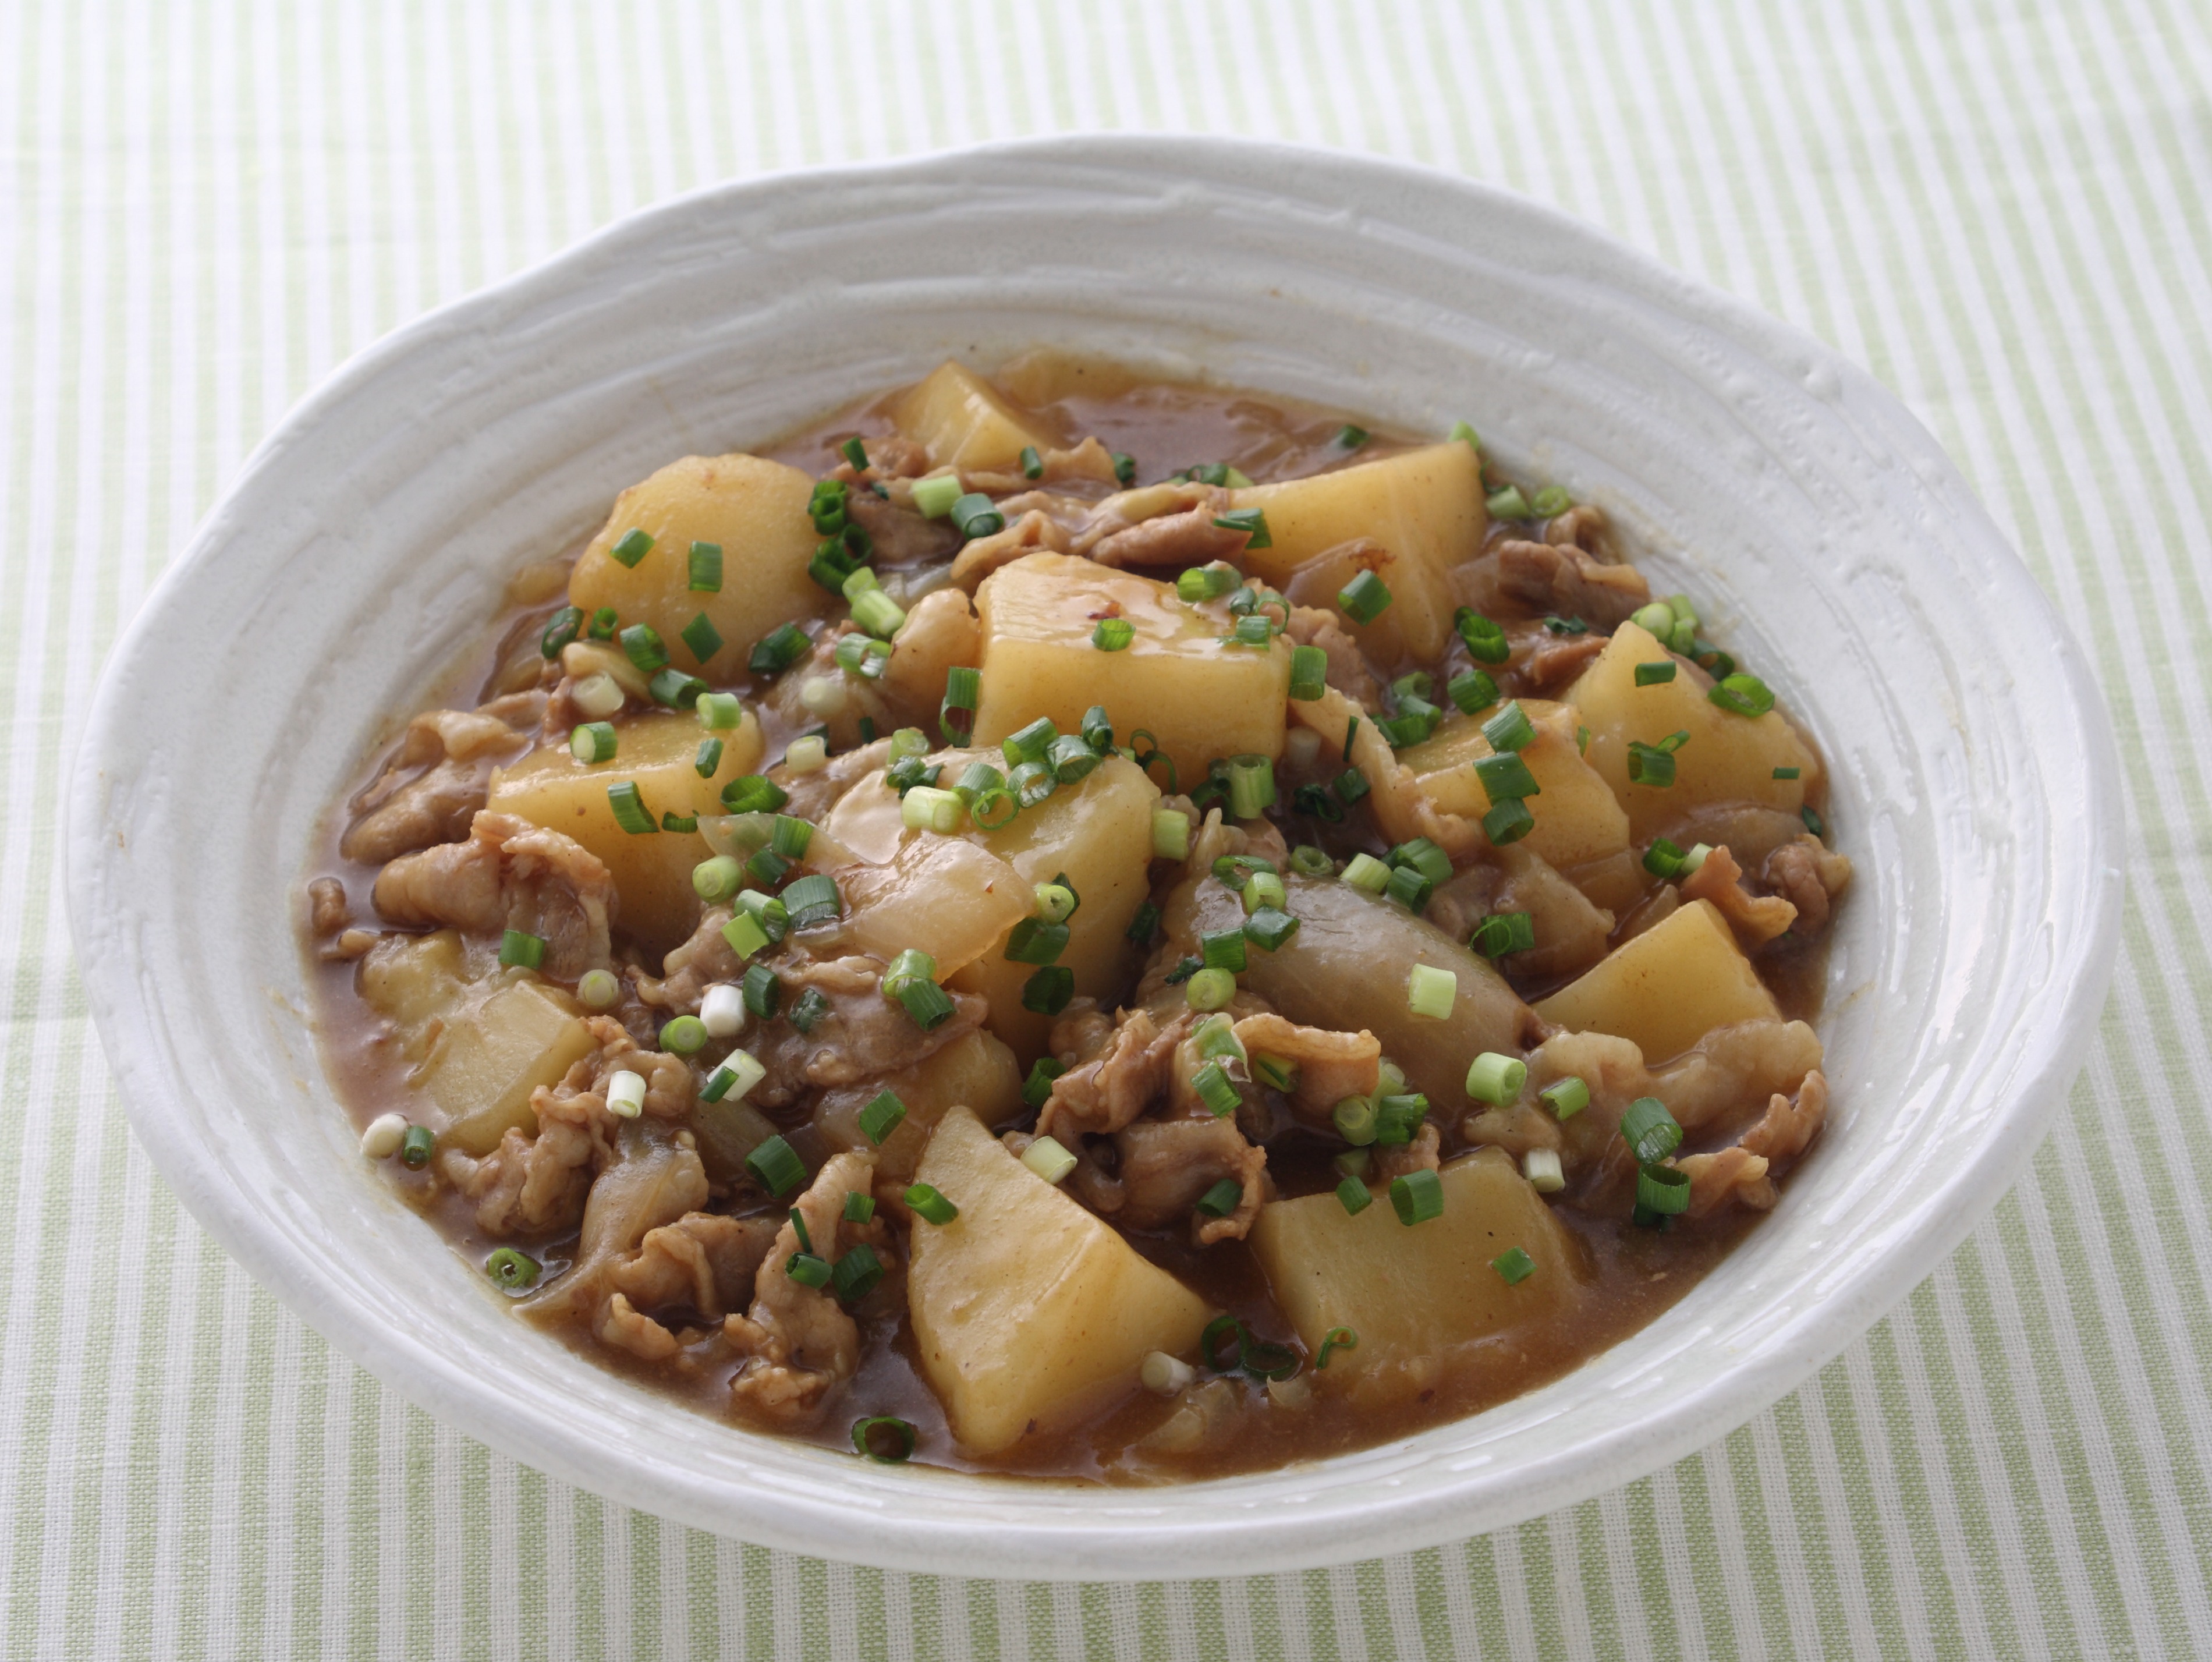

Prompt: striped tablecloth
[8,2,2207,1656]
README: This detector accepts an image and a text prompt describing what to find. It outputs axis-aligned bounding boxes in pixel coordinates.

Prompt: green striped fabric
[6,1,2207,1654]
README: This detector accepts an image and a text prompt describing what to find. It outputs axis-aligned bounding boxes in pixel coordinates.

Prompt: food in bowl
[304,355,1849,1480]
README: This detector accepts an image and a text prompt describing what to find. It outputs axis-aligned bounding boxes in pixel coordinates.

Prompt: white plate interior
[68,135,2121,1580]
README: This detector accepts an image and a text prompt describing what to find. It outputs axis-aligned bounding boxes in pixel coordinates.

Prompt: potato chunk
[827,835,1032,979]
[892,361,1060,473]
[420,980,598,1156]
[1228,441,1484,663]
[1396,699,1630,869]
[1532,897,1779,1062]
[488,709,764,952]
[1250,1149,1582,1378]
[357,929,467,1059]
[815,1029,1023,1183]
[973,552,1290,788]
[568,453,825,679]
[1567,620,1820,838]
[907,1105,1213,1455]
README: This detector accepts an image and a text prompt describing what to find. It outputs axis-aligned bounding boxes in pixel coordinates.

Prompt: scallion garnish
[658,1014,707,1055]
[1447,668,1499,715]
[1635,660,1676,686]
[839,435,870,472]
[1384,865,1434,913]
[1802,803,1827,837]
[721,774,789,815]
[1619,1096,1683,1164]
[1483,798,1536,846]
[608,528,655,568]
[1194,1178,1243,1218]
[700,1050,765,1105]
[587,605,619,640]
[1046,733,1099,784]
[541,605,584,658]
[1022,1058,1066,1109]
[1391,1168,1444,1226]
[843,1191,877,1226]
[1211,507,1272,550]
[1484,485,1530,520]
[851,589,906,640]
[1470,910,1535,958]
[832,1243,884,1303]
[939,665,980,744]
[1481,701,1535,754]
[485,1247,540,1291]
[786,987,831,1033]
[1284,644,1331,701]
[1773,765,1802,780]
[1406,963,1457,1020]
[607,782,658,835]
[904,1183,959,1226]
[745,848,790,888]
[1336,1176,1373,1216]
[1374,1093,1429,1146]
[1337,569,1392,625]
[1243,906,1299,952]
[1637,1163,1691,1216]
[1335,423,1370,448]
[779,874,841,931]
[1199,927,1249,975]
[1491,1246,1537,1285]
[1341,853,1391,895]
[785,1252,831,1288]
[1022,1135,1079,1185]
[498,929,545,970]
[649,668,707,708]
[1465,1051,1527,1104]
[716,903,767,956]
[845,1089,904,1148]
[1003,917,1070,966]
[1475,750,1541,801]
[1193,1062,1240,1117]
[749,622,810,677]
[746,1135,806,1197]
[1626,740,1678,788]
[1453,607,1511,666]
[1709,673,1776,717]
[1540,1076,1589,1120]
[570,721,618,764]
[740,963,782,1019]
[684,540,722,593]
[1093,616,1133,651]
[619,623,669,675]
[949,492,1005,540]
[1021,966,1074,1015]
[1185,967,1235,1011]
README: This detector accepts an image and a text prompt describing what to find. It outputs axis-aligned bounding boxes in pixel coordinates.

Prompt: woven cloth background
[6,1,2209,1656]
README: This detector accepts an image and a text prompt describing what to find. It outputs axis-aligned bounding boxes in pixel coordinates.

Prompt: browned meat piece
[1068,481,1218,560]
[371,810,614,979]
[1047,999,1116,1064]
[1227,1012,1380,1122]
[747,956,989,1109]
[771,737,893,824]
[1678,1070,1828,1216]
[1098,1116,1268,1244]
[963,438,1122,496]
[726,1151,885,1426]
[763,628,894,752]
[639,905,739,1013]
[307,877,350,937]
[1285,686,1483,863]
[1544,504,1622,564]
[1763,835,1853,937]
[864,436,931,478]
[949,508,1072,588]
[1458,1099,1562,1160]
[595,1294,682,1361]
[1515,630,1609,696]
[1742,1068,1828,1164]
[526,1129,710,1335]
[1488,846,1615,984]
[1653,1021,1824,1135]
[1282,606,1383,708]
[1658,805,1808,871]
[876,589,981,728]
[1373,1121,1441,1181]
[1493,538,1651,628]
[340,694,544,864]
[1089,505,1250,570]
[609,1212,780,1322]
[845,486,961,566]
[1037,1007,1187,1140]
[1681,844,1798,946]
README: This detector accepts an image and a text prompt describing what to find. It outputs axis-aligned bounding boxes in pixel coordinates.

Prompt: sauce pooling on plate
[304,355,1849,1482]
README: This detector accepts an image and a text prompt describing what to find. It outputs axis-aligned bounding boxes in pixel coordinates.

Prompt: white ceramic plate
[68,135,2121,1581]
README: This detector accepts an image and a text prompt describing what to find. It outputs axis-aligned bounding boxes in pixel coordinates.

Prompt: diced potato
[568,453,825,678]
[1250,1148,1582,1380]
[420,979,597,1156]
[906,1105,1213,1454]
[827,834,1032,979]
[815,1029,1024,1182]
[1228,441,1484,663]
[1532,897,1779,1062]
[488,708,763,954]
[946,752,1161,1062]
[892,361,1060,473]
[973,552,1290,788]
[1567,620,1820,839]
[357,929,467,1059]
[1396,699,1630,869]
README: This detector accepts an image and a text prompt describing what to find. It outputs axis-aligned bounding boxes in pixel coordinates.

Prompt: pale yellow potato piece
[488,708,764,953]
[973,552,1290,788]
[814,1029,1023,1183]
[568,453,824,679]
[1532,897,1780,1062]
[1250,1148,1581,1373]
[1567,620,1819,839]
[948,752,1160,1062]
[421,979,597,1156]
[907,1105,1213,1454]
[357,929,467,1058]
[892,361,1060,473]
[1396,699,1630,868]
[1228,441,1484,663]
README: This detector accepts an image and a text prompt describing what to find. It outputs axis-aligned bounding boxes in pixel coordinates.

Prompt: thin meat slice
[1680,844,1798,947]
[341,693,544,863]
[1037,1007,1188,1140]
[372,810,614,979]
[726,1152,885,1426]
[1227,1012,1380,1122]
[1677,1071,1828,1216]
[1763,835,1853,938]
[1085,1115,1270,1245]
[609,1212,781,1323]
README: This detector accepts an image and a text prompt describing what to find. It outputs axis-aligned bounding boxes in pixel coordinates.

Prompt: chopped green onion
[1620,1096,1683,1164]
[949,492,1005,538]
[1342,852,1392,894]
[1151,808,1190,860]
[1022,1136,1079,1185]
[1374,1093,1429,1145]
[1384,865,1433,913]
[690,737,726,781]
[1328,770,1369,811]
[1667,616,1697,654]
[541,605,584,657]
[1243,907,1299,951]
[1185,967,1236,1011]
[1333,1096,1378,1146]
[1176,565,1239,604]
[1288,845,1333,878]
[1470,910,1536,958]
[1212,507,1272,550]
[1241,871,1288,914]
[648,668,707,709]
[1389,838,1454,887]
[1007,760,1056,808]
[1491,1246,1537,1284]
[880,949,937,1001]
[1530,484,1571,518]
[696,694,743,734]
[1193,1062,1241,1117]
[1524,1149,1566,1193]
[1022,1058,1066,1108]
[1632,601,1676,635]
[1342,715,1361,761]
[1485,485,1530,520]
[1540,1076,1590,1120]
[1465,1051,1527,1104]
[697,858,746,909]
[768,815,812,860]
[912,473,962,518]
[781,874,841,930]
[1337,569,1392,625]
[1474,752,1541,803]
[834,634,892,679]
[497,929,545,970]
[1047,733,1100,784]
[844,1191,876,1225]
[1335,423,1370,448]
[722,772,790,816]
[787,987,831,1033]
[900,785,966,834]
[680,540,722,593]
[745,848,790,887]
[1803,803,1826,837]
[1316,1326,1360,1369]
[782,735,827,775]
[1481,701,1535,754]
[1391,1168,1445,1226]
[608,527,655,568]
[895,984,955,1040]
[1033,882,1079,924]
[1015,443,1043,480]
[852,589,906,639]
[749,623,810,677]
[586,606,619,642]
[833,1243,885,1303]
[1126,900,1161,944]
[485,1247,540,1291]
[1710,673,1777,717]
[905,1183,959,1226]
[1226,755,1276,820]
[1022,966,1074,1014]
[810,477,849,532]
[859,1091,907,1145]
[1195,1178,1244,1217]
[1643,838,1690,878]
[1454,607,1511,665]
[839,435,870,471]
[808,536,869,594]
[607,782,658,834]
[1110,451,1137,486]
[1288,644,1329,700]
[576,968,622,1011]
[746,1135,806,1197]
[680,611,724,665]
[1448,668,1500,715]
[1406,963,1457,1020]
[618,623,669,675]
[1091,616,1134,652]
[1635,660,1677,687]
[1774,765,1802,780]
[1253,1053,1297,1093]
[659,1015,707,1055]
[1226,614,1275,649]
[785,1252,831,1288]
[740,963,782,1019]
[1200,928,1249,974]
[570,721,618,764]
[1001,717,1057,767]
[1637,1163,1691,1216]
[1483,798,1536,846]
[1337,1176,1374,1216]
[1626,740,1678,788]
[849,1414,917,1463]
[700,1051,765,1105]
[1003,917,1070,966]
